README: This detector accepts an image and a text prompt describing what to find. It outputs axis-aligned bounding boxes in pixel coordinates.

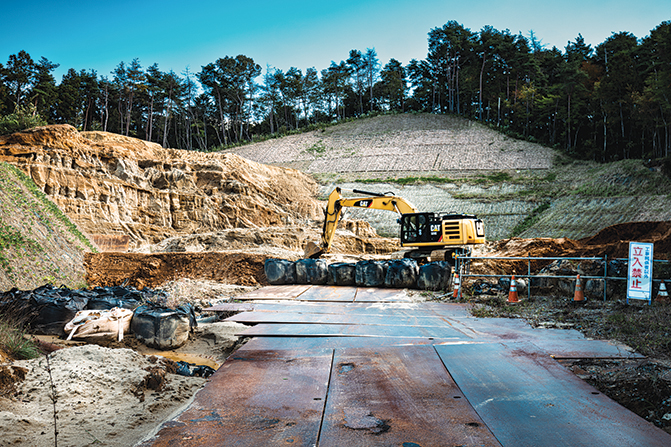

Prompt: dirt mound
[473,237,583,274]
[85,222,401,289]
[3,344,207,447]
[84,252,269,289]
[490,237,582,258]
[0,125,322,250]
[149,221,391,256]
[578,221,671,260]
[0,124,91,151]
[472,221,670,275]
[485,222,671,263]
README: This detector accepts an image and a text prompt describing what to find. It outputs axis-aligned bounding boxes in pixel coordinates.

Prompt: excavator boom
[305,187,418,258]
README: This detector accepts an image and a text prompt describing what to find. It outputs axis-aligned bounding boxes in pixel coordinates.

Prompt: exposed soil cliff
[0,125,322,250]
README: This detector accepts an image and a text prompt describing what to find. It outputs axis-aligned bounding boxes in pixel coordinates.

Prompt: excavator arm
[305,187,418,258]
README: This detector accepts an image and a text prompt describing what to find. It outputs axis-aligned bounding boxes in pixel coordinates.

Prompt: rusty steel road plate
[296,286,358,302]
[238,336,441,351]
[530,338,645,359]
[318,345,501,447]
[235,284,312,300]
[236,322,468,340]
[227,311,458,328]
[203,302,256,312]
[140,349,333,447]
[435,342,671,446]
[354,287,411,302]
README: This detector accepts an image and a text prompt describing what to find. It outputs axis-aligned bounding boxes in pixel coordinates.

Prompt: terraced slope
[230,114,555,175]
[231,114,671,241]
[520,159,671,239]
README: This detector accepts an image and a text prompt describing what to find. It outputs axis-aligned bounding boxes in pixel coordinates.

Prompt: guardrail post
[527,257,531,301]
[604,255,608,302]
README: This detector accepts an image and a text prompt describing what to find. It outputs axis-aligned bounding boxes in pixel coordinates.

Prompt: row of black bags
[265,258,453,290]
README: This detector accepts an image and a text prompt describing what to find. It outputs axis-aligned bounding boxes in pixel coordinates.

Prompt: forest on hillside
[0,20,669,162]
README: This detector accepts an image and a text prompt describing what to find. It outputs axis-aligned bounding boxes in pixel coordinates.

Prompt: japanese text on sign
[627,242,654,302]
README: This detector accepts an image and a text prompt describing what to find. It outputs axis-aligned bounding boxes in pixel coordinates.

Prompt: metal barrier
[454,255,670,302]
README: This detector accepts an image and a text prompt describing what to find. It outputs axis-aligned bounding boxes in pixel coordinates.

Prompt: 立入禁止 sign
[627,242,654,304]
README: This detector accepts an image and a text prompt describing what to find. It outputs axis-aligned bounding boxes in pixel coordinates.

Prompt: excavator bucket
[304,241,324,259]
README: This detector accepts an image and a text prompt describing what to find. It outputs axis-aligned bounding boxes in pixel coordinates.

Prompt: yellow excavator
[304,187,486,264]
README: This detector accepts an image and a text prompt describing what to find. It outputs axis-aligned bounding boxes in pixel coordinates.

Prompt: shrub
[0,303,41,360]
[0,104,47,136]
[662,157,671,180]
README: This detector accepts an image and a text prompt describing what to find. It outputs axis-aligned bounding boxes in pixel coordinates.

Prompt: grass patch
[305,141,328,157]
[0,219,43,272]
[475,171,513,183]
[509,201,551,237]
[543,172,557,182]
[356,176,457,185]
[0,320,41,359]
[602,305,671,356]
[0,302,41,360]
[3,163,96,252]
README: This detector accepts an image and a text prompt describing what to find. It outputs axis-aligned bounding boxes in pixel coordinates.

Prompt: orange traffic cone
[656,281,669,303]
[507,275,519,303]
[452,274,460,299]
[573,274,585,302]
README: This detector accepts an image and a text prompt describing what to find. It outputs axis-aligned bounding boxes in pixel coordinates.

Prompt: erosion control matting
[144,286,670,446]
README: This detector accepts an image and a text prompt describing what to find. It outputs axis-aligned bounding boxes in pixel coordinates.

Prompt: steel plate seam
[315,348,336,447]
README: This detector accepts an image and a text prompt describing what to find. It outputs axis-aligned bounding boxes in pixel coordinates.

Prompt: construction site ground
[140,285,671,446]
[49,220,671,446]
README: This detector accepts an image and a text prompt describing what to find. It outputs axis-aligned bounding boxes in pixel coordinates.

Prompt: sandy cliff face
[0,125,322,249]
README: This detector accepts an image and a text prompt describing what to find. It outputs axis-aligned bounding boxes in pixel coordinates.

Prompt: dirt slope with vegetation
[0,162,93,290]
[230,113,555,174]
[229,114,671,241]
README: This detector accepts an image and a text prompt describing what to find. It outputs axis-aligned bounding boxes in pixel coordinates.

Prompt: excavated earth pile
[84,252,269,289]
[577,221,671,260]
[474,221,671,275]
[0,125,322,250]
[83,221,671,290]
[84,224,401,289]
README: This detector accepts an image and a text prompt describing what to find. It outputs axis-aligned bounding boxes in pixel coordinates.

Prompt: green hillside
[0,162,94,290]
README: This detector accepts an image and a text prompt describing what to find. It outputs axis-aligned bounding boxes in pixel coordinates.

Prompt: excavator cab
[400,213,485,245]
[399,213,441,243]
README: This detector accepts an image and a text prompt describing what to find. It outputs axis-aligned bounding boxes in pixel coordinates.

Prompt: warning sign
[627,242,654,304]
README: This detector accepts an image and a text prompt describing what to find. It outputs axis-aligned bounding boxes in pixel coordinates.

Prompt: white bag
[64,307,134,342]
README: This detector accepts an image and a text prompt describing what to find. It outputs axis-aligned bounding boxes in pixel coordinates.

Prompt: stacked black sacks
[264,258,453,291]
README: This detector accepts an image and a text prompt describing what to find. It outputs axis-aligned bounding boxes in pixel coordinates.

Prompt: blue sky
[2,0,669,82]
